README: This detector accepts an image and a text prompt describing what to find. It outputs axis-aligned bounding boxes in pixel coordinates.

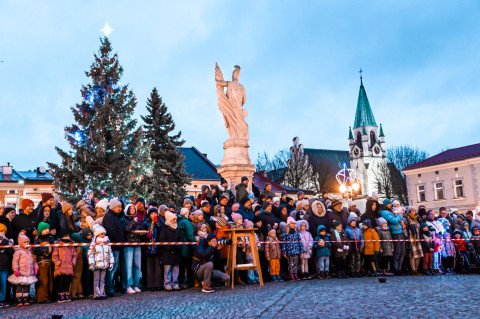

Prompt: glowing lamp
[339,185,346,194]
[352,182,360,192]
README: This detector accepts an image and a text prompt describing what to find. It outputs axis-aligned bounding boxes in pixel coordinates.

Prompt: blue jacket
[281,230,304,256]
[313,225,331,257]
[345,225,364,251]
[237,206,254,223]
[380,208,403,235]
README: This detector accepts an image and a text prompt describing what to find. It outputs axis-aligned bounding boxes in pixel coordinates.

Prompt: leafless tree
[309,159,341,193]
[284,137,314,189]
[387,145,429,174]
[255,149,289,184]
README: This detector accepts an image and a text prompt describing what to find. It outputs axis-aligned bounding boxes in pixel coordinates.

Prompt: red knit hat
[20,198,34,210]
[41,193,54,203]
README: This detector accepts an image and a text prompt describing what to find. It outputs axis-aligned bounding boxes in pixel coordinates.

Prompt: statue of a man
[215,63,249,142]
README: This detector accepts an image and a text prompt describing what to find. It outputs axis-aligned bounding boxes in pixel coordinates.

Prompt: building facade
[403,143,480,211]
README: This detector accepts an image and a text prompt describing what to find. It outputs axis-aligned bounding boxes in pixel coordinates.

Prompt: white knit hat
[93,224,106,237]
[180,207,190,217]
[272,197,280,204]
[347,200,356,209]
[165,211,177,224]
[95,199,108,212]
[371,192,379,201]
[109,198,122,210]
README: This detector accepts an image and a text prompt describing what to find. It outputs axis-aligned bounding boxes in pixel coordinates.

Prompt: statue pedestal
[218,138,256,195]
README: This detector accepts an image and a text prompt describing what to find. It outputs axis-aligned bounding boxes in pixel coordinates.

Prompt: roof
[178,147,221,180]
[353,78,377,129]
[404,143,480,171]
[253,172,286,192]
[0,169,23,182]
[17,170,53,181]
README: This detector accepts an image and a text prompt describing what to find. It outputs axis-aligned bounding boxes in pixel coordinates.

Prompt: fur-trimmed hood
[311,200,326,218]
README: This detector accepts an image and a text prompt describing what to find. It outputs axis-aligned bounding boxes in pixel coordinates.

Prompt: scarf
[334,229,341,242]
[96,236,109,243]
[166,220,178,230]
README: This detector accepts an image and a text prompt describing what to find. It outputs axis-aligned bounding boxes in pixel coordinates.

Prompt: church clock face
[374,146,380,154]
[354,148,359,156]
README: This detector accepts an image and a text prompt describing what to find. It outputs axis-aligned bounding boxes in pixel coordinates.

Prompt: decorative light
[352,182,360,192]
[101,22,114,37]
[73,131,83,142]
[336,163,361,198]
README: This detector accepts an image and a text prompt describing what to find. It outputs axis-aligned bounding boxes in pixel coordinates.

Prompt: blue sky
[1,1,480,170]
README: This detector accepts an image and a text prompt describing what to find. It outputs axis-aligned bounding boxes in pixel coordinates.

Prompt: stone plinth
[218,138,255,196]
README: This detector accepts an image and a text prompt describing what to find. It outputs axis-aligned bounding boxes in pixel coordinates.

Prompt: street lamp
[336,163,361,199]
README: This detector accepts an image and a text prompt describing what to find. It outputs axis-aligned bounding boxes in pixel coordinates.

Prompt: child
[441,232,456,274]
[230,213,246,285]
[281,217,304,281]
[297,220,313,279]
[345,217,364,277]
[453,229,473,272]
[195,223,209,242]
[159,211,183,291]
[432,230,444,274]
[52,233,77,302]
[361,219,380,277]
[120,204,143,294]
[244,220,260,284]
[33,222,54,303]
[265,228,282,282]
[330,221,349,278]
[8,233,38,306]
[313,225,331,279]
[420,223,435,275]
[376,217,394,276]
[0,223,13,308]
[88,225,114,299]
[70,233,84,299]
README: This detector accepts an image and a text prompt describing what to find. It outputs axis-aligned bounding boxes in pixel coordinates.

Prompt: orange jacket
[362,228,380,255]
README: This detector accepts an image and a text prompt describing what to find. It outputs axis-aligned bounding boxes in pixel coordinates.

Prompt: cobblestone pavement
[1,275,477,319]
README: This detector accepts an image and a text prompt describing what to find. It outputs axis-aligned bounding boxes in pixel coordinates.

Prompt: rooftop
[403,143,480,171]
[178,147,221,180]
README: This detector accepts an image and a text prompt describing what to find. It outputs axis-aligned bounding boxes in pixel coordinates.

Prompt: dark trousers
[442,256,454,269]
[81,258,93,296]
[392,233,406,271]
[55,275,73,294]
[179,256,194,286]
[145,255,163,289]
[258,251,270,281]
[380,255,393,270]
[36,261,53,302]
[335,257,346,272]
[363,255,378,273]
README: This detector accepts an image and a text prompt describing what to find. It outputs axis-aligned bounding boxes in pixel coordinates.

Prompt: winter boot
[325,271,331,279]
[22,294,30,306]
[16,296,23,307]
[65,292,72,302]
[57,293,65,303]
[319,272,324,279]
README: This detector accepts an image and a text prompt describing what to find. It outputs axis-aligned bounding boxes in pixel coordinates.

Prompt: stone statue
[215,63,249,142]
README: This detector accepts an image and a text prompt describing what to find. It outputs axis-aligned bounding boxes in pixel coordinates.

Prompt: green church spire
[379,123,385,137]
[348,126,353,140]
[353,72,377,129]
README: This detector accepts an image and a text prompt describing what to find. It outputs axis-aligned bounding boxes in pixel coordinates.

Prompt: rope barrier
[0,238,475,249]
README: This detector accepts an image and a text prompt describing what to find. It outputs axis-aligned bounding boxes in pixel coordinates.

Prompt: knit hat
[0,223,7,233]
[420,222,428,230]
[406,206,415,213]
[268,228,276,235]
[124,204,136,216]
[95,199,109,212]
[363,219,372,228]
[281,191,287,197]
[18,233,30,245]
[4,205,15,215]
[279,222,287,232]
[331,199,342,208]
[37,222,50,234]
[383,199,392,206]
[136,197,145,204]
[248,194,255,199]
[109,198,122,210]
[297,191,305,197]
[207,234,217,242]
[392,200,400,207]
[215,217,228,227]
[180,207,190,217]
[231,212,242,223]
[244,219,254,228]
[296,220,308,231]
[347,200,356,208]
[371,192,379,201]
[241,176,249,182]
[93,224,106,237]
[159,204,169,213]
[220,178,228,185]
[146,207,158,217]
[41,192,54,203]
[301,199,309,207]
[349,212,358,220]
[194,210,204,219]
[253,215,262,224]
[377,217,387,226]
[239,197,249,206]
[20,198,34,210]
[71,233,82,243]
[347,217,356,225]
[333,221,342,228]
[183,198,193,205]
[81,227,93,238]
[62,202,73,214]
[165,211,177,224]
[262,201,272,210]
[450,208,459,214]
[287,216,296,225]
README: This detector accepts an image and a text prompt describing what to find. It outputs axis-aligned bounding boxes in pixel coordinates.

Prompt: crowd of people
[0,176,479,309]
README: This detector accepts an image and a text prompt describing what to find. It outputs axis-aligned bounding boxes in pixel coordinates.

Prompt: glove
[34,268,38,276]
[147,233,152,239]
[343,245,350,250]
[89,266,95,271]
[109,265,114,271]
[14,270,20,277]
[337,248,343,252]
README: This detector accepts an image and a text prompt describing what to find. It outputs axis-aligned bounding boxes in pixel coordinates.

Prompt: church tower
[348,72,386,196]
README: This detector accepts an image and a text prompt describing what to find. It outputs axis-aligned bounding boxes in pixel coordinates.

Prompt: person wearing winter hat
[296,220,313,279]
[235,176,249,204]
[177,205,196,289]
[265,228,282,282]
[258,201,277,237]
[103,199,125,297]
[370,192,379,201]
[282,217,303,281]
[0,205,15,240]
[88,224,114,300]
[41,193,54,207]
[330,199,348,228]
[403,206,423,275]
[58,203,78,238]
[9,233,38,306]
[361,219,380,277]
[376,217,394,276]
[330,221,349,278]
[85,199,108,231]
[12,198,36,243]
[120,204,142,294]
[159,211,182,291]
[297,191,305,201]
[0,222,13,307]
[345,216,364,277]
[380,198,405,275]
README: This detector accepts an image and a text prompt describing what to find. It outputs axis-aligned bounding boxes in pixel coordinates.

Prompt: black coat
[0,215,13,240]
[0,237,12,271]
[37,205,59,233]
[360,199,381,229]
[235,183,249,203]
[192,238,216,273]
[103,210,125,251]
[120,215,142,243]
[258,210,276,236]
[308,210,333,237]
[329,208,348,228]
[159,225,182,265]
[57,213,79,238]
[12,210,38,243]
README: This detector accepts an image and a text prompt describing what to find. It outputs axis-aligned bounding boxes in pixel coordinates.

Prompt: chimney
[203,154,208,158]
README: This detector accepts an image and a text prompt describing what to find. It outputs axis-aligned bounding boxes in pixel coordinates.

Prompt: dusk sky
[1,1,480,170]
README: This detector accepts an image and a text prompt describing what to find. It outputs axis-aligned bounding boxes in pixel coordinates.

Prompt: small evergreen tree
[140,88,191,206]
[48,37,148,201]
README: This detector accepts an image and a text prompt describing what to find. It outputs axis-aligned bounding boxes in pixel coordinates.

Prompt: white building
[402,143,480,211]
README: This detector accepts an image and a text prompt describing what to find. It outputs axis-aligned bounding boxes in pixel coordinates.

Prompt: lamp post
[336,163,361,199]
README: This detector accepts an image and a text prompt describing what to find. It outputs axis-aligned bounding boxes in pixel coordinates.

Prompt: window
[434,182,444,200]
[8,190,15,194]
[454,180,464,198]
[435,171,439,175]
[418,174,421,177]
[417,185,426,202]
[454,168,458,172]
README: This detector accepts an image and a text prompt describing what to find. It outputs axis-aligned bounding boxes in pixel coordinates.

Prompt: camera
[218,238,232,246]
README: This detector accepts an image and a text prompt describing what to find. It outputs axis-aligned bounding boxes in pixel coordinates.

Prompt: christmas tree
[49,37,148,201]
[140,88,191,206]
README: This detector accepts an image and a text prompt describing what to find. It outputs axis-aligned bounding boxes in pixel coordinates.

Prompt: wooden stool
[224,228,264,289]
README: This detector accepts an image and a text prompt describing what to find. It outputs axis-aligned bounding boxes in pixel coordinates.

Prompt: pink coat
[12,248,38,276]
[52,246,77,277]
